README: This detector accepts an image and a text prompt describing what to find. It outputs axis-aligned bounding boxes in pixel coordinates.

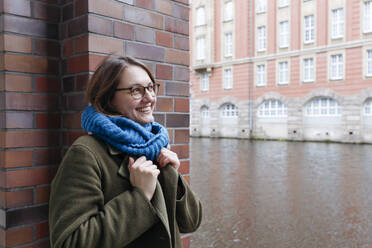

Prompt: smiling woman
[48,55,202,248]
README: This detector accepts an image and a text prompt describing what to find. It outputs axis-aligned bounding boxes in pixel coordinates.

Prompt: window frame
[224,32,233,57]
[200,72,209,91]
[258,99,288,117]
[201,105,210,120]
[221,103,238,118]
[279,21,289,48]
[329,53,344,80]
[224,1,233,22]
[195,6,206,26]
[367,49,372,77]
[196,36,206,61]
[331,8,344,39]
[278,0,289,8]
[364,99,372,116]
[363,0,372,33]
[305,97,341,117]
[256,64,266,87]
[257,26,267,52]
[256,0,267,14]
[304,15,315,43]
[278,61,289,85]
[303,57,315,83]
[223,68,233,90]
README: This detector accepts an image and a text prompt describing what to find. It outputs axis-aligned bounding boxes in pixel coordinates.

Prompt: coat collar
[104,142,130,179]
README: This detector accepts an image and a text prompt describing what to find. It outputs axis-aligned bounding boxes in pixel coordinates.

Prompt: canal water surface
[190,138,372,248]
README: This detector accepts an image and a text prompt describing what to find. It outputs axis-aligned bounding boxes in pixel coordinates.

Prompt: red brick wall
[0,0,191,247]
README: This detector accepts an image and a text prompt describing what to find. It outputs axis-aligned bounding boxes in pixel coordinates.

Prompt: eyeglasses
[115,83,160,99]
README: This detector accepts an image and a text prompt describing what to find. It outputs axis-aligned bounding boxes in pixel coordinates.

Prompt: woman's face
[111,65,156,124]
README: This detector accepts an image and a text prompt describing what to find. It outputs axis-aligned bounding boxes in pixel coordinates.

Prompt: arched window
[200,105,209,119]
[220,103,238,117]
[305,97,341,116]
[258,99,287,117]
[364,98,372,116]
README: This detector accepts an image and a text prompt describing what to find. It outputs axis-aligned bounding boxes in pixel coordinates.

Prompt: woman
[49,56,202,248]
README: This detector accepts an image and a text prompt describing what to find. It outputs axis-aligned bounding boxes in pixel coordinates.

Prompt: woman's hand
[128,156,160,201]
[157,146,180,171]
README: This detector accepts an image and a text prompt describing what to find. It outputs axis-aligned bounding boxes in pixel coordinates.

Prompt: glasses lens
[131,86,144,99]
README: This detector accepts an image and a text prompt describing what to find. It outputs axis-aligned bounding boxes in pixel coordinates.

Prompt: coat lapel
[111,144,172,239]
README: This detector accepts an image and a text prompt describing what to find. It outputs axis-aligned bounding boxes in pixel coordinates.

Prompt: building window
[201,72,209,91]
[196,37,205,60]
[196,7,206,26]
[201,105,209,119]
[332,8,344,38]
[257,26,266,51]
[303,58,314,82]
[278,61,289,84]
[257,0,266,13]
[223,68,233,89]
[224,33,233,57]
[364,1,372,33]
[330,54,343,80]
[368,49,372,76]
[304,15,315,43]
[278,0,289,7]
[365,99,372,115]
[221,103,238,117]
[258,99,287,117]
[224,1,233,21]
[256,64,266,86]
[279,21,289,48]
[306,97,341,116]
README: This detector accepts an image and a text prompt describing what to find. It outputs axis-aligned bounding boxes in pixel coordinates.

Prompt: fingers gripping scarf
[81,105,169,161]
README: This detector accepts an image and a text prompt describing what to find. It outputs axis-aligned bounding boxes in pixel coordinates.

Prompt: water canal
[190,138,372,248]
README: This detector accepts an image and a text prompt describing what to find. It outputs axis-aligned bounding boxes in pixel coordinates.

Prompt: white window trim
[329,52,344,81]
[200,72,209,91]
[223,67,233,90]
[305,97,342,117]
[364,99,372,116]
[201,105,210,120]
[224,32,233,57]
[279,21,289,48]
[256,0,267,14]
[304,15,315,44]
[256,64,267,87]
[195,6,206,26]
[302,56,315,83]
[220,103,238,118]
[196,36,206,61]
[363,0,372,33]
[277,60,290,85]
[257,26,267,52]
[278,0,289,8]
[367,49,372,77]
[331,8,344,39]
[258,99,288,117]
[224,0,234,22]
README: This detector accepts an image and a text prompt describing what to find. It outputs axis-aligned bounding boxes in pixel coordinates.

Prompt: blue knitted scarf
[81,105,169,161]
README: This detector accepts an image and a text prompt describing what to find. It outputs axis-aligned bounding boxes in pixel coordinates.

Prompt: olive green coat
[49,135,202,248]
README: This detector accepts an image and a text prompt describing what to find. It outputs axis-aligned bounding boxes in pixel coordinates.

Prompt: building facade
[190,0,372,143]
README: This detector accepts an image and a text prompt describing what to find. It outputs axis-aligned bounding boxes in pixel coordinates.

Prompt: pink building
[190,0,372,143]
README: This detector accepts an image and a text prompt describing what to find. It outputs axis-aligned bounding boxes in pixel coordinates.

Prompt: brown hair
[86,55,156,115]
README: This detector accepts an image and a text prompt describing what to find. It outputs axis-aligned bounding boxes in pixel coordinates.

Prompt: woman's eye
[132,87,142,94]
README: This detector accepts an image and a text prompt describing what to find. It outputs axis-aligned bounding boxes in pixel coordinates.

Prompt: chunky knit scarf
[81,105,169,161]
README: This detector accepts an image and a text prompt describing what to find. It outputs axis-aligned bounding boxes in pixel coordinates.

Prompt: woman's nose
[142,88,154,101]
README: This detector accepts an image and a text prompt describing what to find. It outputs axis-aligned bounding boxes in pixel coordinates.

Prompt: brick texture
[0,1,191,247]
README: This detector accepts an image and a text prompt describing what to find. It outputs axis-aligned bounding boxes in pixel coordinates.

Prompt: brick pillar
[0,0,61,247]
[1,0,191,247]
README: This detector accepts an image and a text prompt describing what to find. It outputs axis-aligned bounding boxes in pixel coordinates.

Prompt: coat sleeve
[175,172,203,233]
[49,144,159,248]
